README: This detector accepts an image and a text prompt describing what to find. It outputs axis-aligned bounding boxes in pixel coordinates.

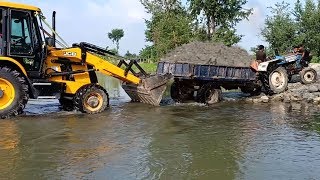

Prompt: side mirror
[45,37,55,47]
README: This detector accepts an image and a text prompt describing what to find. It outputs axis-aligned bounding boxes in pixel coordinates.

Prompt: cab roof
[0,1,40,11]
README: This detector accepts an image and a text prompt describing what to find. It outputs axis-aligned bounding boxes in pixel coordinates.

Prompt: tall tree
[261,2,297,53]
[262,0,320,59]
[140,0,193,60]
[108,29,124,53]
[188,0,252,44]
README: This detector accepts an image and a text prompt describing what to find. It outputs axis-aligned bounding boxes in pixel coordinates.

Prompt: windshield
[36,12,69,48]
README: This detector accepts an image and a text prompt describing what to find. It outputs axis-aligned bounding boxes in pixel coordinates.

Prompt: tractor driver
[256,45,267,63]
[295,44,305,68]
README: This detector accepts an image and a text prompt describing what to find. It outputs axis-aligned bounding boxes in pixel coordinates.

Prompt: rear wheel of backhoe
[0,67,28,119]
[74,84,109,114]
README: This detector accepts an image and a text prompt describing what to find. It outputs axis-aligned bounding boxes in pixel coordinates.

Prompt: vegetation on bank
[134,62,158,73]
[138,0,252,62]
[107,0,320,65]
[261,0,320,62]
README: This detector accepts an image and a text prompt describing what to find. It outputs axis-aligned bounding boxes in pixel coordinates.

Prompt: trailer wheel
[0,67,29,119]
[268,67,288,94]
[197,83,222,104]
[300,68,317,84]
[170,81,194,102]
[74,84,109,114]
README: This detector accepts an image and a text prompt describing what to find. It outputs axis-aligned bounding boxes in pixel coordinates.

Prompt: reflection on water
[1,76,320,179]
[1,101,320,179]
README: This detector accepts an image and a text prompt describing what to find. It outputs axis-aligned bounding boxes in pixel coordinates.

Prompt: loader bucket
[122,74,171,106]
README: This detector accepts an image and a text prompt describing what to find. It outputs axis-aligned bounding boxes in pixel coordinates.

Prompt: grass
[132,62,158,74]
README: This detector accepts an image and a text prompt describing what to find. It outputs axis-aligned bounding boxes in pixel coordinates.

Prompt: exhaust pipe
[52,11,56,47]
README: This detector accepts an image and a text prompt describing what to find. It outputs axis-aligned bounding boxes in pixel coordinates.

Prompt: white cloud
[85,0,149,24]
[12,0,149,54]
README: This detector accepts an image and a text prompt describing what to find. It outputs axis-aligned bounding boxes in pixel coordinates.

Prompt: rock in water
[261,96,269,103]
[160,41,253,67]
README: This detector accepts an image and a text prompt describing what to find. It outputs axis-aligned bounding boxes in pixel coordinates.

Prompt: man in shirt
[256,45,267,63]
[295,44,305,68]
[250,45,267,71]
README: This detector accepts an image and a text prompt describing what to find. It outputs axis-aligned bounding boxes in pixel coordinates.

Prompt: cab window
[9,10,33,56]
[0,9,3,55]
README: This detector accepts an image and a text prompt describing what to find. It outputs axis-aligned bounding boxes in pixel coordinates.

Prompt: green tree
[141,0,193,60]
[188,0,252,44]
[262,0,320,60]
[139,45,157,61]
[261,2,297,53]
[124,50,138,59]
[299,0,320,57]
[108,29,124,53]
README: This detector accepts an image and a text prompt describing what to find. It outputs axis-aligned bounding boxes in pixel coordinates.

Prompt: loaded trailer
[157,62,288,104]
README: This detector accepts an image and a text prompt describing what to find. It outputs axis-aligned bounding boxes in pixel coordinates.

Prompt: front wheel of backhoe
[0,67,29,119]
[74,84,109,114]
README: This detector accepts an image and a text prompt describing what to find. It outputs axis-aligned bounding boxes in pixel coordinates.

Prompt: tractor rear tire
[300,68,317,84]
[74,84,109,114]
[0,67,28,119]
[268,67,288,94]
[196,83,222,105]
[170,81,194,103]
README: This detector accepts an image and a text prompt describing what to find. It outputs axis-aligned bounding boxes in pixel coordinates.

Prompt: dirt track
[161,41,253,67]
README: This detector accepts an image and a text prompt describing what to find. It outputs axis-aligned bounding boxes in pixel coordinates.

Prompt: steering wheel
[11,36,28,45]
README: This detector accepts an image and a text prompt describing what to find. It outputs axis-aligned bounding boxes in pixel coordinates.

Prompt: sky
[13,0,300,55]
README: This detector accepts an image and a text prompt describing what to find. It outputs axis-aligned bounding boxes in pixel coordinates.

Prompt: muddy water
[1,79,320,179]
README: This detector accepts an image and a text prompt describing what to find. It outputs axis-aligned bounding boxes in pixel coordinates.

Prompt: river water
[1,77,320,179]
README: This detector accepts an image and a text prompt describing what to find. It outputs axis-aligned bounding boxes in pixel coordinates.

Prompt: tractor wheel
[241,86,261,96]
[0,67,28,118]
[74,84,109,114]
[300,68,317,84]
[196,83,222,105]
[268,67,288,94]
[59,96,75,111]
[170,81,194,102]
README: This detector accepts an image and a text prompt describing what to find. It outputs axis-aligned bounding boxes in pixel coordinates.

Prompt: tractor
[257,50,317,94]
[0,2,170,118]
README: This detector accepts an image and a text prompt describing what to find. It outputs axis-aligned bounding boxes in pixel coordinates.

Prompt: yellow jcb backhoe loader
[0,2,170,118]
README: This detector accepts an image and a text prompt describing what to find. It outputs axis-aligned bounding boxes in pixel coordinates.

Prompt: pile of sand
[160,41,253,67]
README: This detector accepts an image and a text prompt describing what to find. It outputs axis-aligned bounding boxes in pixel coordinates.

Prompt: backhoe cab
[0,2,170,118]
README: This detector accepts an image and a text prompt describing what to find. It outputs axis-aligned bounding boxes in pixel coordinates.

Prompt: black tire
[300,68,317,84]
[59,96,74,111]
[268,67,288,94]
[288,75,292,83]
[0,67,28,119]
[196,83,222,104]
[170,82,179,102]
[74,84,109,114]
[170,81,194,102]
[240,86,262,96]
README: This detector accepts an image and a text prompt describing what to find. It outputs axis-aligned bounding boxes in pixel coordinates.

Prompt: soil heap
[160,41,253,67]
